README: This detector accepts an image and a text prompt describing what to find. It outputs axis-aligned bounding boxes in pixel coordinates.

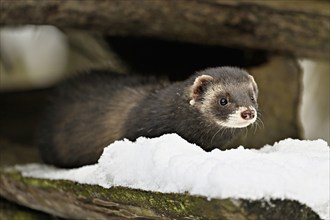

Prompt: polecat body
[39,67,258,168]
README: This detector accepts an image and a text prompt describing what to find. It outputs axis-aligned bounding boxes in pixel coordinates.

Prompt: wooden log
[0,197,61,220]
[0,168,321,220]
[1,0,329,59]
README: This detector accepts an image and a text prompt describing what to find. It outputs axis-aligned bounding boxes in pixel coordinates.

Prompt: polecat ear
[249,75,259,97]
[190,74,214,105]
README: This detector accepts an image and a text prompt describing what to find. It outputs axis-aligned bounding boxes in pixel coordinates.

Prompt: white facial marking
[217,106,257,128]
[199,84,223,113]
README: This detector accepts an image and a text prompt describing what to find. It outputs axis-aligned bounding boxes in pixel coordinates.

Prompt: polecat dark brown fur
[38,67,258,168]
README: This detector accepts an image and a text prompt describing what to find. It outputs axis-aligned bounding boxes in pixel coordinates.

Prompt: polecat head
[189,67,258,128]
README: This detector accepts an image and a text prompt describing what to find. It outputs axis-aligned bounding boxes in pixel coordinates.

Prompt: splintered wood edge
[0,167,320,220]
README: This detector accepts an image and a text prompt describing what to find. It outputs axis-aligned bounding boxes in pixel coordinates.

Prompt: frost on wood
[0,169,320,220]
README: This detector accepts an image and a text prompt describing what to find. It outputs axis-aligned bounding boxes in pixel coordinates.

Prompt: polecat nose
[241,109,255,120]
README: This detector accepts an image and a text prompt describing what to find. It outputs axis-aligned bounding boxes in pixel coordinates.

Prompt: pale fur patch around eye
[198,85,223,114]
[216,106,257,128]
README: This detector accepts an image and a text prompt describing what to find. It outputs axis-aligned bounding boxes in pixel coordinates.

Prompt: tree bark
[0,168,320,220]
[1,0,329,59]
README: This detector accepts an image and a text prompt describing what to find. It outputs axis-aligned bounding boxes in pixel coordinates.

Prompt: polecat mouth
[217,106,257,128]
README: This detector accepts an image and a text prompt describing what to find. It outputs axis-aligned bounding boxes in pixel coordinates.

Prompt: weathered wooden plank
[0,168,320,219]
[1,0,329,59]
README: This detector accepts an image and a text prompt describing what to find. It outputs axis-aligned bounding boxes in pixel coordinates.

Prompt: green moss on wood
[0,168,321,220]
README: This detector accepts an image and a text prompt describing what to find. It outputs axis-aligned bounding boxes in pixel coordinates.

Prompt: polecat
[38,67,258,168]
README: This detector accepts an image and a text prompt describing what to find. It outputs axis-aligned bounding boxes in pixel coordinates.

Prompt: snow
[18,134,330,219]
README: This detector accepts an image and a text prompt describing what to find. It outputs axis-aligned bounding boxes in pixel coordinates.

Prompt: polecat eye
[219,98,228,106]
[250,96,255,102]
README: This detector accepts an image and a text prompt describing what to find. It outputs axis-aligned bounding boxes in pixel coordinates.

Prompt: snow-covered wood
[0,168,320,220]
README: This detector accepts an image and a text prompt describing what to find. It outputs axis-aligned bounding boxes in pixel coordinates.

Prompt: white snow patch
[18,134,330,219]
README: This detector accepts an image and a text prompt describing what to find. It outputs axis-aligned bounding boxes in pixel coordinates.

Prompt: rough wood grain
[0,168,321,220]
[1,0,329,59]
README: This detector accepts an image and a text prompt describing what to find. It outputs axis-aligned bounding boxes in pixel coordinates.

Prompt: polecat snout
[38,67,258,168]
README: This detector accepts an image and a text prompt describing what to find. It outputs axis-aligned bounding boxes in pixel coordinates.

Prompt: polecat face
[189,67,258,128]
